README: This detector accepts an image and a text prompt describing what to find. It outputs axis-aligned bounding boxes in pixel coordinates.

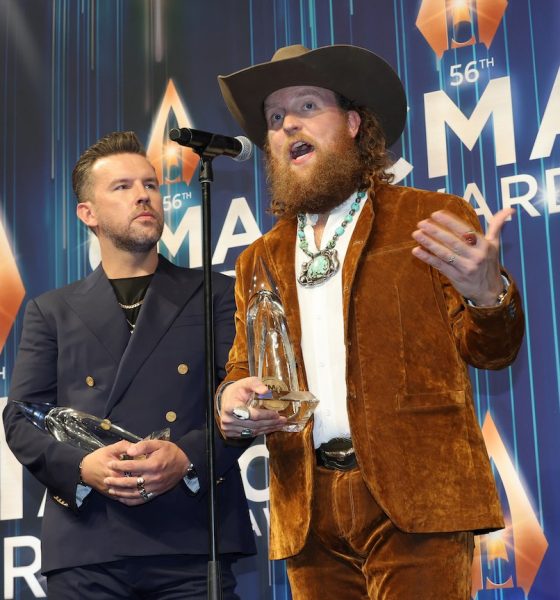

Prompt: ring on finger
[233,406,250,420]
[240,427,254,438]
[447,254,456,264]
[136,476,145,490]
[139,488,153,502]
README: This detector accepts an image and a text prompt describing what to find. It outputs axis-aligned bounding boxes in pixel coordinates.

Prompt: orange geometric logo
[416,0,508,58]
[146,79,200,187]
[0,218,25,353]
[471,412,548,597]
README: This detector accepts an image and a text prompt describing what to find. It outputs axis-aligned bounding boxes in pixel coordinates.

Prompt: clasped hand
[81,439,189,506]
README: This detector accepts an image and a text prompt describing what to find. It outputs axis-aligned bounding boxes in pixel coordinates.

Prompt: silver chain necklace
[118,299,144,332]
[118,299,144,310]
[297,191,366,287]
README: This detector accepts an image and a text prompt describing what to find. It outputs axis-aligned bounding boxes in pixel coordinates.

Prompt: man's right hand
[80,440,136,498]
[218,377,287,439]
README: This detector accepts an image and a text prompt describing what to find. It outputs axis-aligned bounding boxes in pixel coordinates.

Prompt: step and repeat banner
[0,0,558,598]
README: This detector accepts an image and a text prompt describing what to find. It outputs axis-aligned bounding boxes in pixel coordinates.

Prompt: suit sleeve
[221,251,252,385]
[439,196,525,369]
[3,299,87,511]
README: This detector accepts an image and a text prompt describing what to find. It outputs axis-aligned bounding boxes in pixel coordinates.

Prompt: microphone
[169,127,253,162]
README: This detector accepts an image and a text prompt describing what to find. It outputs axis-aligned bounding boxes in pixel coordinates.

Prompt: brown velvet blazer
[223,183,524,560]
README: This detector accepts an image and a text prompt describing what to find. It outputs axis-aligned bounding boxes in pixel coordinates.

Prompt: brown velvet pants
[286,466,474,599]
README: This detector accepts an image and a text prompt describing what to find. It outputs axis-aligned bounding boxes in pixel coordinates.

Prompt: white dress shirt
[295,193,364,448]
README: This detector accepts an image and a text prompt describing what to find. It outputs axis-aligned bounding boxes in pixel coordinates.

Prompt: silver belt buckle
[318,438,356,470]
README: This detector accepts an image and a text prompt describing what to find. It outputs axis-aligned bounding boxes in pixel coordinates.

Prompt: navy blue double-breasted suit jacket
[3,255,255,573]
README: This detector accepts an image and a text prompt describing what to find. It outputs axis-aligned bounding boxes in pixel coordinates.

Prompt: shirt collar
[304,192,360,227]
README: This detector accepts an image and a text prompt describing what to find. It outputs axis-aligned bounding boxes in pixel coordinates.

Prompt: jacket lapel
[65,266,130,364]
[342,194,376,334]
[104,256,203,415]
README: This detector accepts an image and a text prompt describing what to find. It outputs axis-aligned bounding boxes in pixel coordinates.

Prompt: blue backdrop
[0,1,558,598]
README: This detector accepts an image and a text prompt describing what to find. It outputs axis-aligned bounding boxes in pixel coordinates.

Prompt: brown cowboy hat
[218,44,407,149]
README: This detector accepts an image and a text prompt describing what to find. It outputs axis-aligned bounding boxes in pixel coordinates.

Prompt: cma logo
[416,0,508,58]
[0,219,25,354]
[471,413,548,598]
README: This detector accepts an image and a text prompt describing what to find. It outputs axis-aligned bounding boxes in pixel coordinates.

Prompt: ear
[346,110,361,138]
[76,202,98,229]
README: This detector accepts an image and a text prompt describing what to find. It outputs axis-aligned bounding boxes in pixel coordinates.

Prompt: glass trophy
[15,401,170,453]
[246,258,318,432]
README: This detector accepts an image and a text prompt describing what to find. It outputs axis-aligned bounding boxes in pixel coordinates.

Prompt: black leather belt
[315,437,356,471]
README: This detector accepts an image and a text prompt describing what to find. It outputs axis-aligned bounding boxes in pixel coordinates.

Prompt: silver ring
[139,488,152,502]
[447,254,456,264]
[233,406,250,420]
[124,471,132,477]
[136,476,145,490]
[240,428,254,438]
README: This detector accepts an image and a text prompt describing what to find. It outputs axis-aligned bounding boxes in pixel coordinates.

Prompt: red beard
[266,125,364,219]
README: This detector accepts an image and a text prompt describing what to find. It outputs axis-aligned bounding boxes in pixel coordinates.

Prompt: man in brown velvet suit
[215,45,524,599]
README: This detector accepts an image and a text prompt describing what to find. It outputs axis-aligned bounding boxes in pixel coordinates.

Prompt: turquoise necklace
[297,191,366,287]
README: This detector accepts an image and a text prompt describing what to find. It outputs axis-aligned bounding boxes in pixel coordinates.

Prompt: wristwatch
[78,458,86,486]
[466,274,509,307]
[185,462,198,481]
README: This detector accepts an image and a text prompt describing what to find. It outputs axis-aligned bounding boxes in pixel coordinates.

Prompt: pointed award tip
[12,401,55,431]
[249,257,281,299]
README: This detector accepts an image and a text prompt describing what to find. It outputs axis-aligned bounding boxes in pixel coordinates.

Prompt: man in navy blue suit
[3,131,255,599]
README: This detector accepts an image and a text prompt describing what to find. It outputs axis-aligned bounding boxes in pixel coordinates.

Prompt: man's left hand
[103,440,189,506]
[411,208,514,306]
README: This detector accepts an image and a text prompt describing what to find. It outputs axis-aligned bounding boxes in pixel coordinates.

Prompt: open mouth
[290,141,315,160]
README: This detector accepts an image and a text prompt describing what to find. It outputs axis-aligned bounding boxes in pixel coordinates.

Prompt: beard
[265,126,364,219]
[97,210,164,254]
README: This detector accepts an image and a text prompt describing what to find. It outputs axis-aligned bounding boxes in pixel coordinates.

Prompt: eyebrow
[108,176,159,186]
[264,87,324,111]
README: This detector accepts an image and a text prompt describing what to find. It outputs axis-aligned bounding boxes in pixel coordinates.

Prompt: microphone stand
[197,153,222,600]
[170,138,222,599]
[170,127,251,599]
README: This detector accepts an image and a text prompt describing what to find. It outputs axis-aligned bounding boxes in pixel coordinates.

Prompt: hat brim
[218,44,407,149]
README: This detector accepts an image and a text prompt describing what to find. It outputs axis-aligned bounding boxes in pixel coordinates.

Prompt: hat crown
[219,43,407,149]
[271,44,311,62]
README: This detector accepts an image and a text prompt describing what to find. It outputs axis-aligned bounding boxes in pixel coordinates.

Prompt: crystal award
[246,258,318,432]
[15,401,170,453]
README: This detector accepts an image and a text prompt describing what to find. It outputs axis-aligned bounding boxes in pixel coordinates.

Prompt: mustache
[280,134,317,155]
[131,206,160,220]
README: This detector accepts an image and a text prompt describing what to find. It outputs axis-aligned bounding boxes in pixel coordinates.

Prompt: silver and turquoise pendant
[298,248,340,287]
